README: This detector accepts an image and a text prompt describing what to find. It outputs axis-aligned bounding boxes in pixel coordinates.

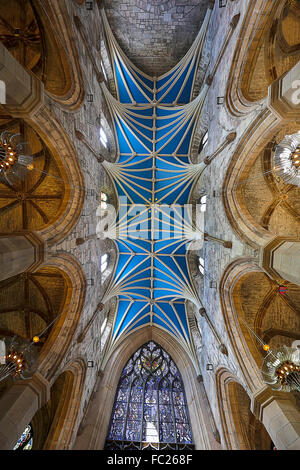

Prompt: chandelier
[240,318,300,392]
[261,345,300,393]
[0,336,38,382]
[273,131,300,187]
[0,131,33,183]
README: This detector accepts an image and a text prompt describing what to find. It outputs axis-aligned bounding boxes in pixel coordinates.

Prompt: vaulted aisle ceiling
[100,7,212,364]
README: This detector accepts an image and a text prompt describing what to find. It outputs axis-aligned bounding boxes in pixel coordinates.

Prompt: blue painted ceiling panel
[103,12,208,351]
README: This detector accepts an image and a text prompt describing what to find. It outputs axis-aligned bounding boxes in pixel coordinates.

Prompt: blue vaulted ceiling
[100,8,212,359]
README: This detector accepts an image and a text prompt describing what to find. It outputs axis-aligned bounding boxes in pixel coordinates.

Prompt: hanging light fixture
[240,318,300,393]
[261,345,300,393]
[0,131,33,184]
[273,131,300,187]
[0,336,38,383]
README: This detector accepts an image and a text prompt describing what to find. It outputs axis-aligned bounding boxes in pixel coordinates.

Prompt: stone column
[0,42,43,117]
[252,387,300,450]
[0,234,44,281]
[0,372,50,450]
[272,241,300,286]
[268,60,300,120]
[73,371,104,450]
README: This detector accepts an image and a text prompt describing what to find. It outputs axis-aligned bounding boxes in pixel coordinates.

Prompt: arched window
[101,61,108,82]
[200,195,207,212]
[100,253,108,274]
[100,127,108,148]
[13,424,33,450]
[199,257,204,275]
[198,131,208,154]
[105,341,194,450]
[100,192,108,210]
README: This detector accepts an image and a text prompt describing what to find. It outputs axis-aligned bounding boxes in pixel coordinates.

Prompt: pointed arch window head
[105,341,194,450]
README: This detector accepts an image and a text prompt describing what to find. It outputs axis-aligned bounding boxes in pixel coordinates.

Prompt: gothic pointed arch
[0,0,85,108]
[30,358,86,450]
[73,326,214,450]
[219,258,300,397]
[105,340,194,450]
[226,0,300,116]
[223,109,300,248]
[215,368,272,450]
[0,113,85,244]
[0,118,68,234]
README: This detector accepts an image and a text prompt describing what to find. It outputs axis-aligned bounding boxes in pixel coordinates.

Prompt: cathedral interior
[0,0,300,452]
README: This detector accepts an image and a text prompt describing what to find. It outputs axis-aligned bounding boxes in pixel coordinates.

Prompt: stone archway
[226,0,300,117]
[0,253,86,450]
[32,358,86,450]
[215,368,272,450]
[73,325,214,450]
[36,254,86,382]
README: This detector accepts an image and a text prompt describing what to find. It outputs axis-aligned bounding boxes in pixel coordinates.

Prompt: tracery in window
[13,424,33,450]
[105,341,194,450]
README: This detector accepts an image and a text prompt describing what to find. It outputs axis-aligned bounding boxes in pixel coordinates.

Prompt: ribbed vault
[104,0,211,76]
[100,6,213,366]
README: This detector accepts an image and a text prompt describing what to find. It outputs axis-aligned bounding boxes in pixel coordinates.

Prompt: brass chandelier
[0,336,38,383]
[241,318,300,393]
[0,130,33,182]
[261,345,300,393]
[274,131,300,187]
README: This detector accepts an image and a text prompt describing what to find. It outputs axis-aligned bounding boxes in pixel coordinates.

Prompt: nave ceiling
[0,0,299,451]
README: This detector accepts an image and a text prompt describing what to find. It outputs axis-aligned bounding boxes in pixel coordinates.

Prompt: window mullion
[171,381,178,449]
[139,374,147,449]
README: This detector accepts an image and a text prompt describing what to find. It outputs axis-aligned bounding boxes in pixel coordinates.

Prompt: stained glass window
[13,424,33,450]
[105,341,194,450]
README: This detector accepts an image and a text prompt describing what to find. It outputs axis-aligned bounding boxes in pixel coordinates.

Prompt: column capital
[0,42,44,118]
[250,385,292,420]
[14,371,51,408]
